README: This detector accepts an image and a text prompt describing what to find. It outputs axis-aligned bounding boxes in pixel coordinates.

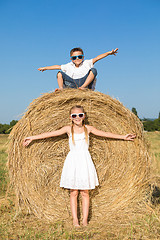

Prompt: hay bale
[8,89,150,223]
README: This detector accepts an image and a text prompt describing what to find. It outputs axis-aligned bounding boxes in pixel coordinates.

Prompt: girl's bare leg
[80,190,89,226]
[70,189,80,227]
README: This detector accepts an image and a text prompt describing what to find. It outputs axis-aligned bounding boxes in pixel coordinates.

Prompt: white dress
[60,132,99,190]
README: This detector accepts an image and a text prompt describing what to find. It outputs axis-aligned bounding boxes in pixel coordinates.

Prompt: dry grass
[145,132,160,176]
[7,89,150,227]
[0,134,9,196]
[0,130,160,239]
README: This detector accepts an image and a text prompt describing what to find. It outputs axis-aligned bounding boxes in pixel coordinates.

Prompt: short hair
[70,47,84,56]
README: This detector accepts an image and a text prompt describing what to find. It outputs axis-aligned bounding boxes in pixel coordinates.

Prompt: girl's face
[70,108,85,126]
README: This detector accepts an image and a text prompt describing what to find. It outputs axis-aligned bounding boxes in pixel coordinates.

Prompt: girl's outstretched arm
[92,48,118,64]
[23,126,70,147]
[86,125,136,141]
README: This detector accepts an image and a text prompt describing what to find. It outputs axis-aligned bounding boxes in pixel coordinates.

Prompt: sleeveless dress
[60,132,99,190]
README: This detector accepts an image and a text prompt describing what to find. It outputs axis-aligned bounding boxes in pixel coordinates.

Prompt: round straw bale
[8,89,150,223]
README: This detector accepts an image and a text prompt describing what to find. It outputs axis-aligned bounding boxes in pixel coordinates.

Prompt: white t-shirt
[61,59,94,79]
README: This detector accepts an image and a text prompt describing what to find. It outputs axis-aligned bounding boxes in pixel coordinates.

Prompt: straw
[8,89,150,223]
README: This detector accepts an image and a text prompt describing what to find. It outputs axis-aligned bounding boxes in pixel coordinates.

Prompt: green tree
[0,124,10,134]
[0,120,18,134]
[143,120,155,131]
[153,119,160,131]
[143,114,160,131]
[132,107,138,117]
[10,120,18,127]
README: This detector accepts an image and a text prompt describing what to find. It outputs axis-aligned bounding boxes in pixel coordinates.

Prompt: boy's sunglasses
[71,55,84,61]
[71,113,85,119]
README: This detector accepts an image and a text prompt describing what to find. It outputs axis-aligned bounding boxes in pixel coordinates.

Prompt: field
[0,133,160,239]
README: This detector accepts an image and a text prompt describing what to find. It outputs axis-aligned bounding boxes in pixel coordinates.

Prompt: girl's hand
[123,134,136,141]
[110,48,118,56]
[38,67,46,72]
[23,137,34,147]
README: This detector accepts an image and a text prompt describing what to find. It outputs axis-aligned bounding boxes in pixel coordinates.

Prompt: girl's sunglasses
[71,113,85,119]
[71,55,84,61]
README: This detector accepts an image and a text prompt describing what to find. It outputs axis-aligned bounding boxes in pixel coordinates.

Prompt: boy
[38,47,118,91]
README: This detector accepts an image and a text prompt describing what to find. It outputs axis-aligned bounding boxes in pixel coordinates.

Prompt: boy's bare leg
[80,190,89,226]
[79,71,94,89]
[55,72,64,92]
[70,190,80,227]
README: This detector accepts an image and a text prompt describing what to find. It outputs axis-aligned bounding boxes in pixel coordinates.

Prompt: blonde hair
[70,105,88,145]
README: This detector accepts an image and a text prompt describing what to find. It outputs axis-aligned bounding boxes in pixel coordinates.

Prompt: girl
[23,105,136,227]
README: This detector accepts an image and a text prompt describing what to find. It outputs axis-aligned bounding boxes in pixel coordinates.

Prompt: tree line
[0,120,18,134]
[0,109,160,134]
[132,108,160,132]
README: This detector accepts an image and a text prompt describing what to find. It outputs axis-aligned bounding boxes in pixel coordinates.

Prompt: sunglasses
[71,113,85,119]
[71,55,84,61]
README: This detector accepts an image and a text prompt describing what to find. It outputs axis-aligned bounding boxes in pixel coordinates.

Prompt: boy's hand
[93,48,119,64]
[38,67,46,72]
[123,134,136,141]
[110,48,118,56]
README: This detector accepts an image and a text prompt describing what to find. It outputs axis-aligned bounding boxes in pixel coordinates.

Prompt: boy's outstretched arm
[92,48,118,64]
[38,65,61,72]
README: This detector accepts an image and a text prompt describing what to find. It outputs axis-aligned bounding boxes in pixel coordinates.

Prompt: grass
[145,131,160,176]
[0,134,9,196]
[0,133,160,239]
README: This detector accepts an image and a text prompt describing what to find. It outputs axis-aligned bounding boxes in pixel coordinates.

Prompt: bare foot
[82,220,88,226]
[73,219,80,228]
[78,87,86,90]
[54,88,63,92]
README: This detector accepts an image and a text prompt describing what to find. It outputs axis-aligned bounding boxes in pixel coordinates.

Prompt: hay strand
[8,89,150,223]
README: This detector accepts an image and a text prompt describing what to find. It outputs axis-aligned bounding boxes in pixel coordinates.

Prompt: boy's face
[70,51,84,67]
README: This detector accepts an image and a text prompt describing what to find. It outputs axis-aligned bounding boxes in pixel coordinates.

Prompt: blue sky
[0,0,160,123]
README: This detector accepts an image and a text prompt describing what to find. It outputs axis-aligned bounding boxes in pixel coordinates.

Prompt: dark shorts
[57,68,97,90]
